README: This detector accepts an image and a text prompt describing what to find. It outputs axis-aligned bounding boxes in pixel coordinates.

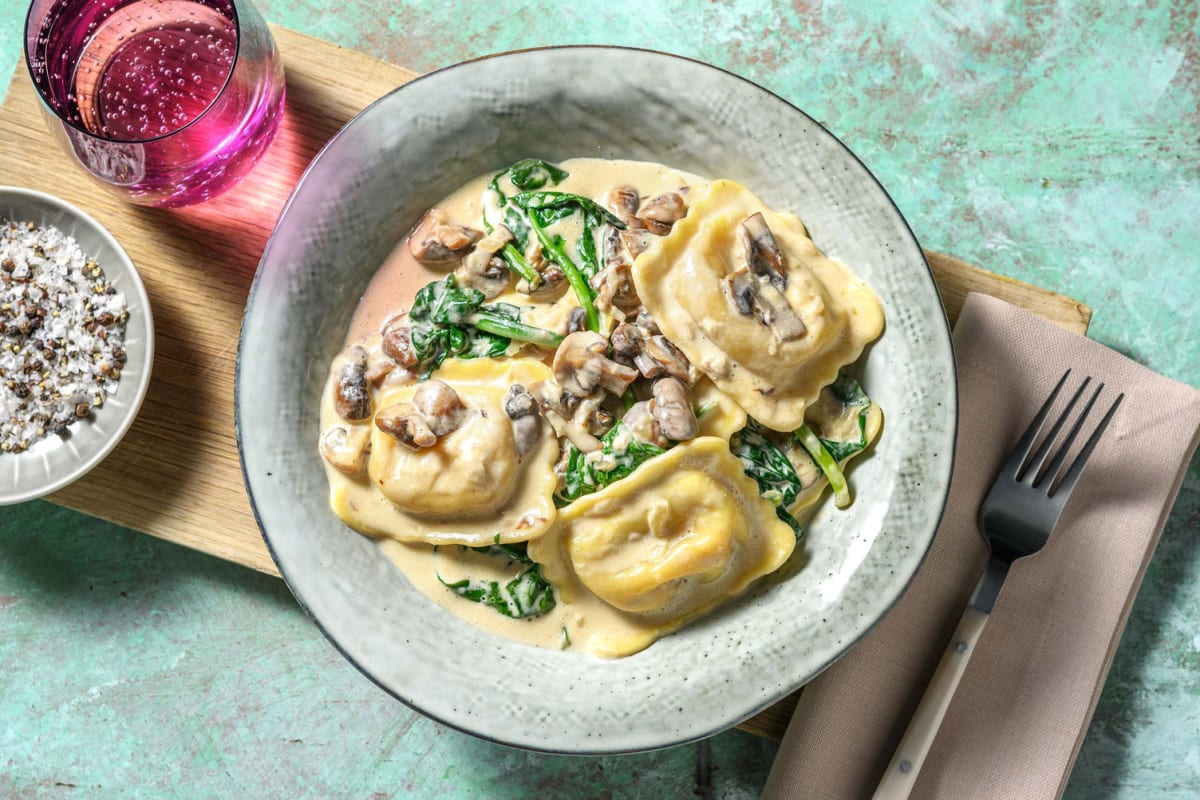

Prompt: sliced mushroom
[408,208,483,265]
[600,224,629,269]
[320,425,372,476]
[619,228,656,258]
[635,192,687,235]
[552,331,639,398]
[621,400,667,448]
[524,238,549,272]
[381,325,419,369]
[503,383,539,420]
[765,287,808,341]
[632,332,665,378]
[511,415,541,460]
[642,335,690,382]
[721,214,807,342]
[553,441,574,480]
[609,321,640,364]
[334,346,372,421]
[556,386,582,415]
[455,225,513,299]
[722,267,807,342]
[375,401,437,449]
[565,306,588,334]
[552,408,603,453]
[503,384,542,459]
[602,185,642,226]
[549,386,615,436]
[609,318,691,381]
[464,254,511,300]
[572,392,616,436]
[739,212,788,290]
[633,311,662,336]
[412,380,467,438]
[591,240,641,314]
[725,267,759,317]
[650,377,699,442]
[364,359,395,387]
[516,258,566,298]
[530,380,603,453]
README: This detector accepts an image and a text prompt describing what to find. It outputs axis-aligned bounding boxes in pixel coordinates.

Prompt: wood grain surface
[0,26,1090,742]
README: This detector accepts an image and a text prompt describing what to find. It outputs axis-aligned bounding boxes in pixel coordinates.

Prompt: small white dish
[0,186,154,505]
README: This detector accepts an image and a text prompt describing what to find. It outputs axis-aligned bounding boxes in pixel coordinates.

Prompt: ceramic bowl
[0,187,154,506]
[237,47,956,753]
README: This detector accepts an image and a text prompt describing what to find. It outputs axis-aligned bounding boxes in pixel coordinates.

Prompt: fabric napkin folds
[762,292,1200,800]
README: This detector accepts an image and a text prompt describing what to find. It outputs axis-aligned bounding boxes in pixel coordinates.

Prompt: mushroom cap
[374,401,437,449]
[408,207,483,265]
[552,331,639,397]
[412,380,468,437]
[333,346,372,421]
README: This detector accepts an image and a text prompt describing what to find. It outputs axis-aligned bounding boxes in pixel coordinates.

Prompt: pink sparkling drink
[25,0,285,207]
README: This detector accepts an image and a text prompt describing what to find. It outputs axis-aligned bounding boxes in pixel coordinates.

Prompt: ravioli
[327,358,560,546]
[529,437,795,657]
[632,180,884,432]
[692,378,748,441]
[321,157,885,658]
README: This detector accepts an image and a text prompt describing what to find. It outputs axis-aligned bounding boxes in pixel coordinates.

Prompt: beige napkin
[762,292,1200,800]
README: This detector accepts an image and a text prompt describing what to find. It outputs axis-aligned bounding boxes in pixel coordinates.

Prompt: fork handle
[871,605,990,800]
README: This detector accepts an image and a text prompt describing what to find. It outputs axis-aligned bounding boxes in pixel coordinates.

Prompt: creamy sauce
[319,158,884,658]
[346,160,702,342]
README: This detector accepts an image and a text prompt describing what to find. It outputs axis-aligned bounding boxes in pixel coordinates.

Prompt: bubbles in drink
[69,1,237,141]
[29,0,285,206]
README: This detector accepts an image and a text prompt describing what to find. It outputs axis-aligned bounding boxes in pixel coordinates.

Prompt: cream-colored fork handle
[871,605,990,800]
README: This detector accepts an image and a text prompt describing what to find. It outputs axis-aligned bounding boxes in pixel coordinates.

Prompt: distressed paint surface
[1,1,1198,797]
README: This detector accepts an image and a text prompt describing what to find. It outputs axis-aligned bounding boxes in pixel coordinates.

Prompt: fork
[872,369,1123,799]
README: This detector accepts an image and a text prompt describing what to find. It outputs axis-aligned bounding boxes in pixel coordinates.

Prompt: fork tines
[1008,369,1124,497]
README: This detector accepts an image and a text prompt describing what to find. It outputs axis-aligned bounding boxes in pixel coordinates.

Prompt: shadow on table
[1063,464,1200,798]
[429,722,779,800]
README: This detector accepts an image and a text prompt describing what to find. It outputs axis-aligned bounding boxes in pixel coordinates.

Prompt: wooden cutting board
[0,27,1090,741]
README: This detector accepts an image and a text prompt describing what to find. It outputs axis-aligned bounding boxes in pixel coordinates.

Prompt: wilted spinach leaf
[439,542,556,619]
[817,374,872,462]
[408,276,562,374]
[510,190,625,277]
[556,421,666,505]
[731,419,804,536]
[489,159,570,202]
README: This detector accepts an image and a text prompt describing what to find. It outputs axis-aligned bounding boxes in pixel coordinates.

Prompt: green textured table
[1,2,1197,798]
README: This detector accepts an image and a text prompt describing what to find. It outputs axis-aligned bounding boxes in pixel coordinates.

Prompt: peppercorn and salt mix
[0,218,128,454]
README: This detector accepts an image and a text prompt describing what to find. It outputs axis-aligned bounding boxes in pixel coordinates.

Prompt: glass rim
[23,0,245,145]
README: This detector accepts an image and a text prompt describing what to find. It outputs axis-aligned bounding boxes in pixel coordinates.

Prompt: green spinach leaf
[439,542,556,619]
[408,276,563,374]
[513,190,625,286]
[484,160,568,288]
[489,159,570,202]
[508,191,625,331]
[818,374,872,462]
[440,566,556,619]
[731,419,804,536]
[556,421,666,505]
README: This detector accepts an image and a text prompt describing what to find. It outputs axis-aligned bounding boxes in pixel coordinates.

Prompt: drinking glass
[24,0,286,208]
